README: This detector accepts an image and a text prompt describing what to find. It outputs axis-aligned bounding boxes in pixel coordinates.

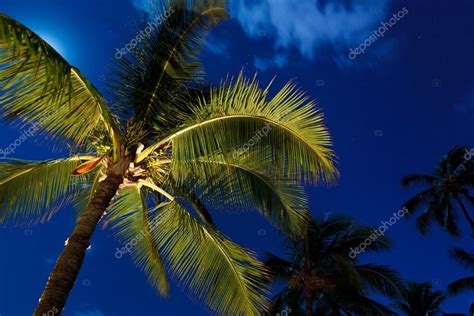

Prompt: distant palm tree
[265,216,401,316]
[447,248,474,298]
[401,146,474,236]
[0,1,337,315]
[392,282,445,316]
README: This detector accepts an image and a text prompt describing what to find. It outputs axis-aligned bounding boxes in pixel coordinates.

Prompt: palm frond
[169,180,215,227]
[347,295,398,316]
[149,200,270,315]
[415,208,436,236]
[139,73,338,185]
[401,174,439,188]
[447,277,474,296]
[354,264,403,299]
[401,188,437,216]
[0,13,120,156]
[0,157,92,225]
[170,153,309,235]
[264,253,293,281]
[268,287,303,316]
[111,0,227,131]
[106,187,170,296]
[394,281,445,315]
[450,248,474,271]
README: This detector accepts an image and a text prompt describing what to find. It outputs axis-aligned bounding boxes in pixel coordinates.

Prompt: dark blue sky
[1,0,473,315]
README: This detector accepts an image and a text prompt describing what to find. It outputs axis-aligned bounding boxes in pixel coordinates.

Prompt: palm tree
[401,146,474,237]
[447,248,474,299]
[0,1,337,315]
[264,216,402,316]
[392,282,446,316]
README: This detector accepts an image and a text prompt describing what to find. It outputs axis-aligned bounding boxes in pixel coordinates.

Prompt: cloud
[205,34,230,57]
[254,53,289,71]
[131,0,153,12]
[230,0,390,64]
[130,0,393,70]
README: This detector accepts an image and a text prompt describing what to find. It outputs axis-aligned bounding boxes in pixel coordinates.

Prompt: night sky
[0,0,473,315]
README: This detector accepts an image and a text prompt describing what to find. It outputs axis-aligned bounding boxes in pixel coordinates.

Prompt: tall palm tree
[264,216,402,316]
[447,248,474,298]
[401,146,474,237]
[0,1,337,315]
[392,282,446,316]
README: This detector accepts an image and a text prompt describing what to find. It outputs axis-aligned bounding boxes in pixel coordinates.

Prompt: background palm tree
[0,1,337,315]
[392,282,446,316]
[447,248,474,300]
[401,146,474,237]
[264,215,401,316]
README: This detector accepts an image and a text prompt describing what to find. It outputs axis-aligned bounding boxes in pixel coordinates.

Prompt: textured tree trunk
[305,290,314,316]
[34,170,125,315]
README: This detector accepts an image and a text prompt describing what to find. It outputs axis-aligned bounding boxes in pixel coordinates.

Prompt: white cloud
[230,0,390,63]
[205,34,230,57]
[131,0,153,12]
[129,0,392,70]
[254,53,289,71]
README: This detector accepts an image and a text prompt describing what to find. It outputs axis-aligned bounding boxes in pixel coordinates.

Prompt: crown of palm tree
[265,216,402,315]
[401,146,474,237]
[392,282,446,316]
[0,0,337,314]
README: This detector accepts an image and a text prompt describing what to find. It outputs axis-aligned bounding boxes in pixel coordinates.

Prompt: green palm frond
[106,187,170,296]
[168,180,216,227]
[139,73,338,184]
[0,13,120,157]
[0,157,93,225]
[149,200,270,315]
[171,153,309,235]
[72,165,105,220]
[111,0,227,131]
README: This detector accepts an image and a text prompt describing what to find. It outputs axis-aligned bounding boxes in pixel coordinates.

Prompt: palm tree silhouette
[392,282,445,316]
[265,215,401,315]
[401,146,474,236]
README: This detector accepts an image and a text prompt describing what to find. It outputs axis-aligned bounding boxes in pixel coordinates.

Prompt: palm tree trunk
[305,290,314,316]
[33,171,125,315]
